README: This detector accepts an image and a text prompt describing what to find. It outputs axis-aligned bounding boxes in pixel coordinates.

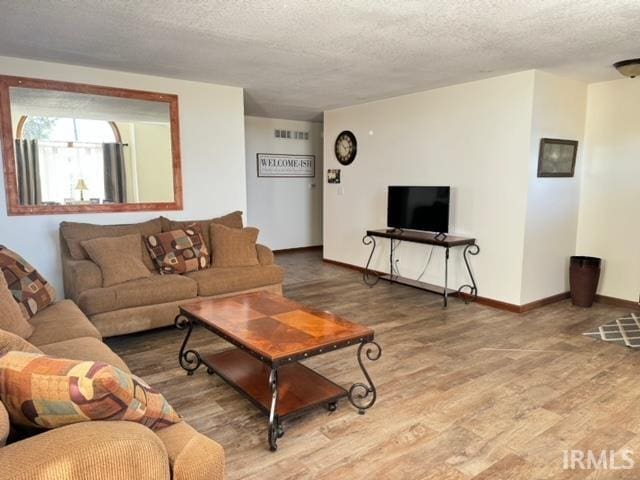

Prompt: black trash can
[569,256,601,307]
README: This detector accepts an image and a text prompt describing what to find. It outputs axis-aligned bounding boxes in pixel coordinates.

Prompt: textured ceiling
[0,0,638,121]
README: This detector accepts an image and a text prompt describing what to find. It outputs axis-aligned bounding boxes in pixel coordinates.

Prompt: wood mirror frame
[0,75,183,215]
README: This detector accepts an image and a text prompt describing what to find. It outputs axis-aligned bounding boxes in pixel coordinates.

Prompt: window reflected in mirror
[11,87,174,206]
[0,76,182,215]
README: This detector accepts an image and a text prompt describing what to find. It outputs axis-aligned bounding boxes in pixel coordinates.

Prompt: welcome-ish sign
[257,154,315,177]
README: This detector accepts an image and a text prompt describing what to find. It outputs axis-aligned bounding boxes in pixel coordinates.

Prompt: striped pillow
[0,351,180,431]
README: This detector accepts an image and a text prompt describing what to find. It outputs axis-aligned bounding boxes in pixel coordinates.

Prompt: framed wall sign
[257,153,315,178]
[537,138,578,177]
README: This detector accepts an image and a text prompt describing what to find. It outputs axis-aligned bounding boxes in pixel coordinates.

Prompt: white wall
[577,78,640,302]
[324,72,536,305]
[0,56,246,293]
[520,71,586,304]
[245,116,323,250]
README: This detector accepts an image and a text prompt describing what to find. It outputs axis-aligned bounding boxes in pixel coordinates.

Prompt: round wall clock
[334,130,357,165]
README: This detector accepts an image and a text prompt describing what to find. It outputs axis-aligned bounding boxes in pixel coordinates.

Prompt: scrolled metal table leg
[362,235,380,286]
[175,314,202,375]
[348,341,382,414]
[268,368,281,451]
[457,243,480,303]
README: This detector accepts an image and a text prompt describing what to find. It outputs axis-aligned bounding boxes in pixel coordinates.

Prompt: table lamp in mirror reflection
[75,178,89,201]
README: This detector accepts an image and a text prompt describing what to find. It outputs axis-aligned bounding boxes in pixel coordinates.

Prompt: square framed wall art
[537,138,578,177]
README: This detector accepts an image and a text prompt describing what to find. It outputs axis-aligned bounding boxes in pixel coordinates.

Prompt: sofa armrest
[62,258,103,302]
[155,421,224,480]
[0,421,169,480]
[256,244,275,266]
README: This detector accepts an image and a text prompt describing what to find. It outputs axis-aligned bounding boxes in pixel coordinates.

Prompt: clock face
[334,130,357,165]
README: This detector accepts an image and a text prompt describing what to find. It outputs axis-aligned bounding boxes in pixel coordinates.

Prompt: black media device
[387,186,450,235]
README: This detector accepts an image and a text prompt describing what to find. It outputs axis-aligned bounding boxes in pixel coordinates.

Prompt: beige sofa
[60,213,284,337]
[0,299,224,480]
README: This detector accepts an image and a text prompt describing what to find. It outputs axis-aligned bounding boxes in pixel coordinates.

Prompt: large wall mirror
[0,76,183,215]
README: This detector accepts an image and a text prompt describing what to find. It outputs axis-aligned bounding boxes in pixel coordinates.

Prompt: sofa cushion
[38,337,130,373]
[78,274,198,316]
[62,258,103,302]
[161,211,243,262]
[0,351,181,431]
[0,273,34,339]
[186,265,284,296]
[0,401,8,447]
[28,300,101,346]
[60,218,161,270]
[0,329,42,355]
[209,224,259,268]
[256,244,275,266]
[81,234,151,287]
[0,245,56,319]
[145,224,209,275]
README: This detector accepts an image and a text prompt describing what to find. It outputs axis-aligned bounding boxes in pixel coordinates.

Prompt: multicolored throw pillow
[0,246,56,318]
[144,224,209,275]
[0,351,181,431]
[0,274,34,339]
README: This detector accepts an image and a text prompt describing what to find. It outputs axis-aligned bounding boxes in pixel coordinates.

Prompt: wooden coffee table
[174,292,381,451]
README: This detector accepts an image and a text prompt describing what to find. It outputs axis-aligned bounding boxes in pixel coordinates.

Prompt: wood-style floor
[108,250,640,479]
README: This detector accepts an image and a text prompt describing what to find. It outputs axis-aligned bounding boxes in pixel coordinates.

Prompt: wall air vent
[274,129,309,140]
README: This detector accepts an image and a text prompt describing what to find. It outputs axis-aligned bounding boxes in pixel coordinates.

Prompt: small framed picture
[327,169,341,184]
[537,138,578,177]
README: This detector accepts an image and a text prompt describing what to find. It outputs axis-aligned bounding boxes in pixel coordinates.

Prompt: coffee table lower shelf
[203,348,347,419]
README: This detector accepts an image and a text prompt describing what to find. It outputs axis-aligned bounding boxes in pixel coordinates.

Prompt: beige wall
[324,70,592,306]
[0,55,246,293]
[324,71,535,305]
[577,78,640,302]
[132,122,173,203]
[520,71,587,304]
[245,116,323,250]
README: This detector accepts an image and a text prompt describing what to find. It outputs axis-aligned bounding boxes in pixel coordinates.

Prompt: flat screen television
[387,186,450,233]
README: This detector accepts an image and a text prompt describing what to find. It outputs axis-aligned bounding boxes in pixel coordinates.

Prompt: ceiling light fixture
[613,58,640,78]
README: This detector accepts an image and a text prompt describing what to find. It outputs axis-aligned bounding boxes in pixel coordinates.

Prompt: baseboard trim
[322,257,386,276]
[520,292,571,313]
[461,294,522,313]
[274,245,323,254]
[595,294,640,310]
[323,258,575,313]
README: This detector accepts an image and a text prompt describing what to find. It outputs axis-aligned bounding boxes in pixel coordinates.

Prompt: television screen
[387,186,450,233]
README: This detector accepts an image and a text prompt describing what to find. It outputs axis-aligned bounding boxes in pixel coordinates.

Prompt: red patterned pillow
[0,351,181,431]
[0,246,56,318]
[144,224,209,275]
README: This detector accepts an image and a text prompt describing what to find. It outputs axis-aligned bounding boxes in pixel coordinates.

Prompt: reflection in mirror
[9,87,175,207]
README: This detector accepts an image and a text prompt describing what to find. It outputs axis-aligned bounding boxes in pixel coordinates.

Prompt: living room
[0,2,639,479]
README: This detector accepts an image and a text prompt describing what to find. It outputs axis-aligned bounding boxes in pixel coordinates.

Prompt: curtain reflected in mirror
[15,139,40,205]
[5,83,178,211]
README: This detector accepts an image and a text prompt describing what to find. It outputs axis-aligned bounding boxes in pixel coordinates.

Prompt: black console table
[362,229,480,308]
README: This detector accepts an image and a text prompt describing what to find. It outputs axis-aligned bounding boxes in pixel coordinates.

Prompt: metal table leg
[362,235,380,286]
[457,243,481,302]
[267,368,284,451]
[175,314,202,375]
[348,341,382,414]
[444,247,450,308]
